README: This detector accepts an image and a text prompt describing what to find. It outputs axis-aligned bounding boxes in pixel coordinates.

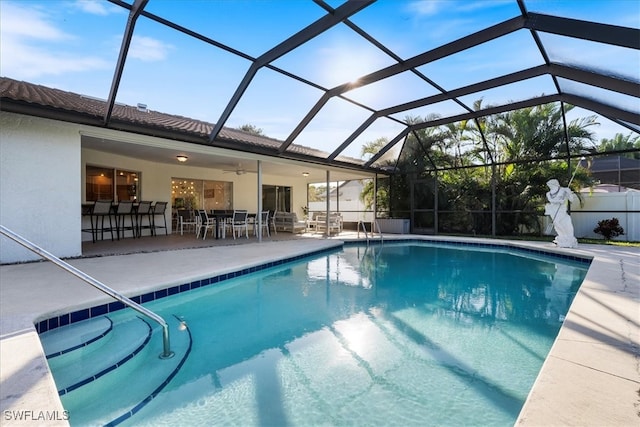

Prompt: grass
[576,238,640,247]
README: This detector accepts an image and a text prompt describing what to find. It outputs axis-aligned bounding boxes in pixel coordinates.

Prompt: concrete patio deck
[1,234,638,426]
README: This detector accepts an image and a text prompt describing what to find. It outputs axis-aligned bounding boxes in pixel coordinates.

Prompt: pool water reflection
[65,242,590,426]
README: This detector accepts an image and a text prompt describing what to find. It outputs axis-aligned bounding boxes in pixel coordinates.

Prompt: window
[85,166,140,202]
[172,178,233,211]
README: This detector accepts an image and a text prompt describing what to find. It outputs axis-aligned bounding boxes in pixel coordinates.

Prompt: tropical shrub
[593,218,625,240]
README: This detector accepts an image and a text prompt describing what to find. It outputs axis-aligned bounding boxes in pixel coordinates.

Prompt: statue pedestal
[554,234,578,248]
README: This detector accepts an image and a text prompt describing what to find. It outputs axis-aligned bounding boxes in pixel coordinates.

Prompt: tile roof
[0,77,365,166]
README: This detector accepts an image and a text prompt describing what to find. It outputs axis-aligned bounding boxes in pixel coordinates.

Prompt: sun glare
[322,48,378,88]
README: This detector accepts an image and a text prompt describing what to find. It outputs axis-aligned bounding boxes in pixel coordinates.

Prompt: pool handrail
[0,225,174,359]
[357,219,384,245]
[373,219,383,244]
[357,220,369,244]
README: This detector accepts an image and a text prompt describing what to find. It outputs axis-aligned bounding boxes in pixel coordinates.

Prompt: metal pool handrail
[357,220,369,244]
[373,219,384,244]
[0,225,174,359]
[357,220,384,246]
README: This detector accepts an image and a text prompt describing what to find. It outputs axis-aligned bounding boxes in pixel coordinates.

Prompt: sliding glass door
[262,185,291,213]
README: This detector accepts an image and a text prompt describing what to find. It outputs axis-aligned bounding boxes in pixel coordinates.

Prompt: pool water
[58,242,589,426]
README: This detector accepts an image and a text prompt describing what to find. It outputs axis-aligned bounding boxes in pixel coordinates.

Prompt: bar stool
[136,201,153,237]
[114,200,135,239]
[151,201,168,235]
[88,200,114,243]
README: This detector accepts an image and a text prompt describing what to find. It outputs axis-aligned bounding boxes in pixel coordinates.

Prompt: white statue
[545,179,578,248]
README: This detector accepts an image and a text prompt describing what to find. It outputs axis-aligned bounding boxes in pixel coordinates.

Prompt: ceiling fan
[222,163,252,175]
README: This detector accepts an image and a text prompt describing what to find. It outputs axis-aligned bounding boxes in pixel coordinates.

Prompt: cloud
[0,2,110,79]
[128,36,174,62]
[0,2,72,41]
[406,0,443,16]
[406,0,512,17]
[72,0,113,16]
[456,0,513,13]
[1,34,109,79]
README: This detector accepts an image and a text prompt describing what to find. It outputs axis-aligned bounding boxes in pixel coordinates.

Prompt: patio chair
[254,210,270,237]
[177,209,198,235]
[316,213,342,235]
[229,210,249,239]
[196,210,216,240]
[270,210,277,235]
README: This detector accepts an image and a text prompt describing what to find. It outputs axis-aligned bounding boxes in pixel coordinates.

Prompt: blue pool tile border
[36,245,338,334]
[343,238,593,264]
[35,241,591,334]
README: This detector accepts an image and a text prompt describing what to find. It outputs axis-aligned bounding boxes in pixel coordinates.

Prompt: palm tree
[488,103,597,163]
[483,103,597,234]
[359,138,390,214]
[360,137,388,161]
[361,102,600,236]
[441,100,486,168]
[599,133,640,159]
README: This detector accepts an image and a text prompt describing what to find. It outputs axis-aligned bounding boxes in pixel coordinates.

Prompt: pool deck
[0,234,638,426]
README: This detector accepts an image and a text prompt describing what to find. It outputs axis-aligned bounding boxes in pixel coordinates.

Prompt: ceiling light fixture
[176,155,188,163]
[302,172,309,177]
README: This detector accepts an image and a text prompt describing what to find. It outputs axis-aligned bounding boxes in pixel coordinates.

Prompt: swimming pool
[43,241,590,426]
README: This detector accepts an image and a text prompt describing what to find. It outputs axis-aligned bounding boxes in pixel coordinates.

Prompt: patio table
[207,211,232,239]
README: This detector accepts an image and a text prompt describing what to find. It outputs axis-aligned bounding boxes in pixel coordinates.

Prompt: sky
[1,0,638,160]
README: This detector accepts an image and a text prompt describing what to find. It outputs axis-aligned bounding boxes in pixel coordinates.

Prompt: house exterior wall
[1,112,82,263]
[0,110,311,262]
[81,151,309,241]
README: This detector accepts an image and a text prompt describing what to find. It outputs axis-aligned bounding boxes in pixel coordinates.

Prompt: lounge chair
[273,212,307,233]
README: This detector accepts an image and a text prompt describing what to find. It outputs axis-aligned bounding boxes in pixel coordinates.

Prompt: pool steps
[32,240,590,425]
[41,316,113,358]
[46,316,152,395]
[39,314,192,426]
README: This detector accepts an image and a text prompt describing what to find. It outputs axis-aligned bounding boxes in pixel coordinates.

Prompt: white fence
[308,200,373,223]
[571,190,639,242]
[309,190,639,242]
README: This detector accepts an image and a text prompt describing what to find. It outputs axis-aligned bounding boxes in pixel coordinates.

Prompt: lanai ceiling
[1,0,639,178]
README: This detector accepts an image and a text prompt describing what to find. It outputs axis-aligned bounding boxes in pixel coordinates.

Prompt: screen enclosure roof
[0,0,638,180]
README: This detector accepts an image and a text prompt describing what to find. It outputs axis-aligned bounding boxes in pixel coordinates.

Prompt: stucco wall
[1,112,81,263]
[1,112,312,263]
